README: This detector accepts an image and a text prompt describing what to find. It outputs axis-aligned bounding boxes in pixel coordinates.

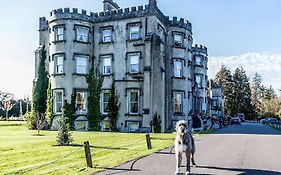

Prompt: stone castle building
[35,0,209,132]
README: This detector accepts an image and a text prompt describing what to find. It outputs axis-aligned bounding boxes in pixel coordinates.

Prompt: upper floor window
[75,26,89,42]
[54,25,65,41]
[174,60,183,78]
[174,92,183,113]
[53,90,63,114]
[101,27,113,43]
[76,91,87,114]
[75,55,89,74]
[128,23,141,40]
[195,56,202,66]
[128,53,140,73]
[101,91,110,114]
[102,55,112,75]
[54,54,64,74]
[128,89,139,114]
[195,75,203,87]
[174,33,183,46]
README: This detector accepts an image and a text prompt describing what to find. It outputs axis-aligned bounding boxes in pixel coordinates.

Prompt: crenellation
[82,9,87,15]
[111,10,117,15]
[173,17,177,23]
[99,12,105,17]
[57,8,63,14]
[131,6,137,12]
[105,11,110,16]
[64,8,70,13]
[117,9,123,14]
[124,8,129,13]
[138,6,143,11]
[73,8,78,14]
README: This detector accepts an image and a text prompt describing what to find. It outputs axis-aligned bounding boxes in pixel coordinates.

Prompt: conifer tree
[63,92,76,130]
[45,81,53,128]
[108,81,120,131]
[251,72,263,117]
[86,68,104,130]
[57,105,73,146]
[34,45,49,114]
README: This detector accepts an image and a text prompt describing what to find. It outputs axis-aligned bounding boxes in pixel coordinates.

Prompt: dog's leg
[191,151,197,167]
[175,152,182,175]
[185,151,191,175]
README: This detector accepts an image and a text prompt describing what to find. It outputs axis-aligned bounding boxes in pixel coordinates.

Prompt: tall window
[129,25,140,40]
[53,90,63,114]
[128,90,139,114]
[75,55,89,74]
[128,53,140,73]
[54,26,64,41]
[76,26,89,42]
[76,91,87,113]
[54,54,64,74]
[102,55,112,75]
[195,56,202,65]
[174,33,183,46]
[195,75,202,87]
[101,91,110,114]
[174,60,183,77]
[102,28,112,42]
[174,92,183,113]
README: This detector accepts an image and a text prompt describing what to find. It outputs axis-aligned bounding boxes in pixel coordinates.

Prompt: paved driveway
[95,122,281,175]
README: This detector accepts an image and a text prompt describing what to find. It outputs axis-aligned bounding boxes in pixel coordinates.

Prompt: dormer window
[174,33,183,46]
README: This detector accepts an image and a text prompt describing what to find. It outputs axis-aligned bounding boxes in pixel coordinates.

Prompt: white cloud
[208,52,281,92]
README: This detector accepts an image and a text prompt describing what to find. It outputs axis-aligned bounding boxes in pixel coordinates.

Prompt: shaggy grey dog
[175,120,196,175]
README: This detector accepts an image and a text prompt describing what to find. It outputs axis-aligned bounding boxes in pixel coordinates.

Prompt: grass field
[0,121,177,175]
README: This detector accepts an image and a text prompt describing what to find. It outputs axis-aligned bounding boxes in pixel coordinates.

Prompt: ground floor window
[53,90,63,114]
[101,90,110,114]
[127,122,140,132]
[174,92,183,113]
[128,89,140,114]
[76,91,87,113]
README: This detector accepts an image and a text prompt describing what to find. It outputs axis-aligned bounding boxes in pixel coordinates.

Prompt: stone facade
[35,0,210,132]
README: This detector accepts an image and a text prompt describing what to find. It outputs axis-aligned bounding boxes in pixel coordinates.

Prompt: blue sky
[0,0,281,98]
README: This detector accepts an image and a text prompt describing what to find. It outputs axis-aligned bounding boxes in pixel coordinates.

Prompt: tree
[86,68,104,131]
[214,65,235,115]
[35,112,46,136]
[251,72,263,117]
[108,81,120,131]
[45,81,53,128]
[33,45,49,114]
[0,92,16,120]
[63,92,76,130]
[57,105,73,146]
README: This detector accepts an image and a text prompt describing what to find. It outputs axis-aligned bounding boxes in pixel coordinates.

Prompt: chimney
[103,0,120,12]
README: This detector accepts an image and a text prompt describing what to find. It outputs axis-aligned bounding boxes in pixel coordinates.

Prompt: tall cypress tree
[64,92,76,130]
[86,68,103,130]
[251,72,263,117]
[108,81,120,131]
[45,81,53,128]
[34,45,49,114]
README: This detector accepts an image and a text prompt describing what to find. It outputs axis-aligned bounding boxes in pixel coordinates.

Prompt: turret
[103,0,120,12]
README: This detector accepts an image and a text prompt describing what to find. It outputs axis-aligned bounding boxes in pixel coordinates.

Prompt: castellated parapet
[192,44,208,56]
[46,0,192,32]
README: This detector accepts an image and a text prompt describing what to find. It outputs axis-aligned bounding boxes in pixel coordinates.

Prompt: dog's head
[175,120,187,136]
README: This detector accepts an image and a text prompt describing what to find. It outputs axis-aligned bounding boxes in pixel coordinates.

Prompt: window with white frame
[76,91,87,113]
[54,25,64,41]
[128,89,139,114]
[53,90,63,114]
[54,54,64,74]
[76,26,89,42]
[129,24,141,40]
[195,56,202,66]
[128,53,140,73]
[127,122,140,132]
[75,55,89,74]
[102,55,112,75]
[174,92,183,113]
[101,91,110,114]
[101,28,112,42]
[174,33,183,46]
[174,60,183,77]
[195,75,203,87]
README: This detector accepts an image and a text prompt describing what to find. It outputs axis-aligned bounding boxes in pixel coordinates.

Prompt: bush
[56,108,73,146]
[23,111,36,129]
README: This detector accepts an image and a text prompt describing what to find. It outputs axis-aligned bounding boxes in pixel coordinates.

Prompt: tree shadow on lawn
[196,165,281,175]
[52,143,128,150]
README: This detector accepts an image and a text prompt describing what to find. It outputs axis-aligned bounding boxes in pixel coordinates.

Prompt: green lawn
[0,121,177,175]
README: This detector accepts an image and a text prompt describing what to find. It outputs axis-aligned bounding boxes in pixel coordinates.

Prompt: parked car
[263,118,279,125]
[237,113,245,122]
[231,117,241,125]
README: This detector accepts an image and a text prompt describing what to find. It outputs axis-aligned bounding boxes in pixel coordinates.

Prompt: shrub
[23,111,36,129]
[56,107,73,146]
